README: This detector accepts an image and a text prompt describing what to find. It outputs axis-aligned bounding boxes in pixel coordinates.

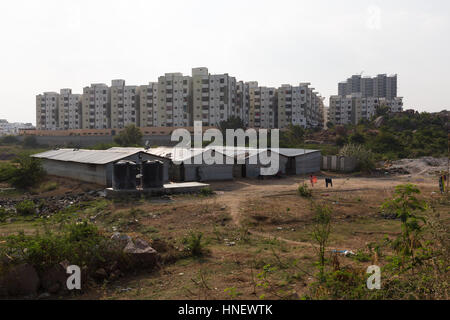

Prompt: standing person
[310,175,314,187]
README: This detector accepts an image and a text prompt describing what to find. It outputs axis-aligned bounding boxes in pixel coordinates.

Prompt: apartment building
[248,83,277,129]
[278,83,324,129]
[81,83,110,129]
[137,82,158,128]
[157,73,191,127]
[36,92,59,130]
[58,89,81,130]
[236,81,251,126]
[191,67,238,127]
[338,74,398,99]
[110,80,139,129]
[329,94,403,125]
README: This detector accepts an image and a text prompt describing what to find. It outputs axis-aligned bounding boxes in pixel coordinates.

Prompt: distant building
[82,83,110,129]
[36,92,59,130]
[0,119,34,136]
[58,89,82,130]
[338,74,398,100]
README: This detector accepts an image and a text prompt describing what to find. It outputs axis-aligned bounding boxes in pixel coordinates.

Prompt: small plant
[224,287,242,299]
[183,231,205,256]
[39,182,58,192]
[298,184,312,198]
[15,200,36,216]
[199,187,214,196]
[311,204,332,282]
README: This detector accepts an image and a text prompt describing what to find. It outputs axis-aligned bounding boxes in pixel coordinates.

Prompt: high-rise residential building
[36,92,59,130]
[236,81,250,126]
[36,67,326,131]
[82,83,110,129]
[329,94,403,125]
[137,82,158,127]
[58,89,81,130]
[278,83,324,129]
[338,74,397,99]
[191,67,238,127]
[248,83,277,129]
[157,73,191,127]
[110,80,139,129]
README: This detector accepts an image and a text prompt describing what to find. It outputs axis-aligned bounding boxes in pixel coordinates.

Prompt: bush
[298,184,312,198]
[8,155,46,189]
[0,162,16,182]
[339,143,375,172]
[183,231,205,257]
[15,200,36,216]
[22,136,39,148]
[0,222,124,274]
[0,135,19,145]
[199,187,214,196]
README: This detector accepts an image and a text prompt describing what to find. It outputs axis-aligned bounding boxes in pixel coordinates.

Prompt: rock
[40,261,69,294]
[123,240,158,267]
[94,268,108,281]
[2,263,40,296]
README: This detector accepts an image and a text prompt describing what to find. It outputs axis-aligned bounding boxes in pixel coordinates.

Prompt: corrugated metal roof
[32,149,142,165]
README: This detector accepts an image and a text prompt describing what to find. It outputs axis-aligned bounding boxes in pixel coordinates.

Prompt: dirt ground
[1,171,448,300]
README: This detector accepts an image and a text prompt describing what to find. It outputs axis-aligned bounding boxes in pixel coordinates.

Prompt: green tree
[218,116,246,135]
[381,184,427,263]
[114,124,143,147]
[9,155,46,189]
[312,204,332,282]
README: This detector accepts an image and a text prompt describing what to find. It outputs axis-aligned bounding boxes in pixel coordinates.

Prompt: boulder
[123,238,158,267]
[374,116,384,128]
[40,261,70,294]
[2,263,40,296]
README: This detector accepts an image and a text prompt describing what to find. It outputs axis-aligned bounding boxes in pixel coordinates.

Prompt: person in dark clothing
[325,178,333,188]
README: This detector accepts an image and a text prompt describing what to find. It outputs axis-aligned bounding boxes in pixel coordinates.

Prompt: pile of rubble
[380,157,448,176]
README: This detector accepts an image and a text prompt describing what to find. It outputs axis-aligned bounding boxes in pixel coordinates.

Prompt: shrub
[339,143,375,172]
[8,155,46,189]
[199,187,214,196]
[23,136,39,148]
[0,135,19,145]
[0,162,16,182]
[298,184,312,198]
[15,200,36,216]
[0,222,124,274]
[39,182,58,192]
[183,231,205,257]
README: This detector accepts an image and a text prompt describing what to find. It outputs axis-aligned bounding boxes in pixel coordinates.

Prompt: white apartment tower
[137,82,159,127]
[191,67,238,127]
[157,73,191,127]
[248,83,277,129]
[58,89,81,130]
[36,92,59,130]
[82,83,110,129]
[110,80,139,129]
[278,83,324,129]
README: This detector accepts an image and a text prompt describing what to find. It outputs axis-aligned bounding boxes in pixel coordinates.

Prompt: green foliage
[15,200,36,216]
[0,162,16,182]
[280,124,305,147]
[381,184,427,261]
[183,231,206,257]
[339,143,375,172]
[113,124,143,147]
[218,116,246,135]
[7,155,46,189]
[311,204,332,282]
[0,135,20,145]
[22,136,39,148]
[199,187,214,197]
[0,222,124,273]
[298,184,312,198]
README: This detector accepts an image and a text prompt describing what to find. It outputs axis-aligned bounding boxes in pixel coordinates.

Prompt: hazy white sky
[0,0,449,124]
